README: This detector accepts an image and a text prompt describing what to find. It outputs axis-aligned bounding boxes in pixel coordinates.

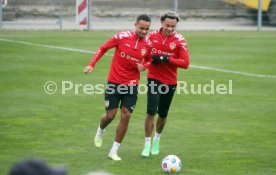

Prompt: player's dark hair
[161,10,180,22]
[136,14,151,23]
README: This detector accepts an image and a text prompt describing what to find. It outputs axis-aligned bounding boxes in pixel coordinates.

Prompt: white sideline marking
[190,65,276,78]
[1,37,276,79]
[0,38,95,54]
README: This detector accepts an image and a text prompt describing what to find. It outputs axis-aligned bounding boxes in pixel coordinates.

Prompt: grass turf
[0,30,275,175]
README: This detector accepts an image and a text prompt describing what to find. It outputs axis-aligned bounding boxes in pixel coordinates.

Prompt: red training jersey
[89,31,152,85]
[148,28,190,84]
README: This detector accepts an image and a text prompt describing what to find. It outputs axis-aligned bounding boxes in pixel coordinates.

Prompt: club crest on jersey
[170,42,176,50]
[141,48,146,56]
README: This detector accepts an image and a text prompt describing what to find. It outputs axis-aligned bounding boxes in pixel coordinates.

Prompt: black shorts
[104,82,138,113]
[147,78,176,118]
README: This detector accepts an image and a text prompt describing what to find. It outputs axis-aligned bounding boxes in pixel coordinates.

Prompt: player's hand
[83,65,93,74]
[137,63,145,72]
[152,55,170,64]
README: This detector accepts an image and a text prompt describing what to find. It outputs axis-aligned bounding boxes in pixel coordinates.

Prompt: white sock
[97,125,105,136]
[144,137,151,146]
[110,141,121,154]
[153,132,161,141]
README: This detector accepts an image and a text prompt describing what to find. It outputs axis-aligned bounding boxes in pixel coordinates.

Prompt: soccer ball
[161,155,182,173]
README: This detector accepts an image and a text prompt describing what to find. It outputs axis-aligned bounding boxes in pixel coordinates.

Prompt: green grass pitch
[0,30,276,175]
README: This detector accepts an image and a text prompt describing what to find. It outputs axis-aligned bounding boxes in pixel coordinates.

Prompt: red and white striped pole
[76,0,88,28]
[2,0,7,8]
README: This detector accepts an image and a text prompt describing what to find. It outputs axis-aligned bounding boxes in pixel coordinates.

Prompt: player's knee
[121,107,131,119]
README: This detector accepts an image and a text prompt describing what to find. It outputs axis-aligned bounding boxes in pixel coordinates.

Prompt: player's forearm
[89,38,118,68]
[141,54,152,69]
[142,56,151,69]
[89,47,107,68]
[169,56,190,69]
[142,62,151,69]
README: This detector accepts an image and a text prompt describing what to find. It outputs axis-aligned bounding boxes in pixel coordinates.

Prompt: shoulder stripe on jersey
[114,31,132,40]
[174,33,185,42]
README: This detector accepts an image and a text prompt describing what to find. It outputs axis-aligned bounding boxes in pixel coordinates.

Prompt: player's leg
[115,106,132,142]
[94,108,118,147]
[141,79,161,157]
[108,85,138,161]
[94,83,120,148]
[152,84,176,155]
[156,84,176,133]
[99,108,118,129]
[108,106,131,161]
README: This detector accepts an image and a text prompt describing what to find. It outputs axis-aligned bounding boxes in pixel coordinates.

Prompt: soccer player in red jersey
[141,11,190,157]
[84,14,152,161]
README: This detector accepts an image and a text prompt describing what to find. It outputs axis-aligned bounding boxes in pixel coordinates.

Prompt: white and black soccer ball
[161,155,182,173]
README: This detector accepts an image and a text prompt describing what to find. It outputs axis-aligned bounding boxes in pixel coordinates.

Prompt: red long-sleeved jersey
[148,28,190,85]
[89,31,152,85]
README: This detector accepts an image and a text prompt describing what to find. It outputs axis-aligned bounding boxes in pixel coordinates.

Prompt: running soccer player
[141,11,190,157]
[84,14,152,161]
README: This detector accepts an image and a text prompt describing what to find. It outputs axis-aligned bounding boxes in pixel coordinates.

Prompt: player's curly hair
[160,10,180,22]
